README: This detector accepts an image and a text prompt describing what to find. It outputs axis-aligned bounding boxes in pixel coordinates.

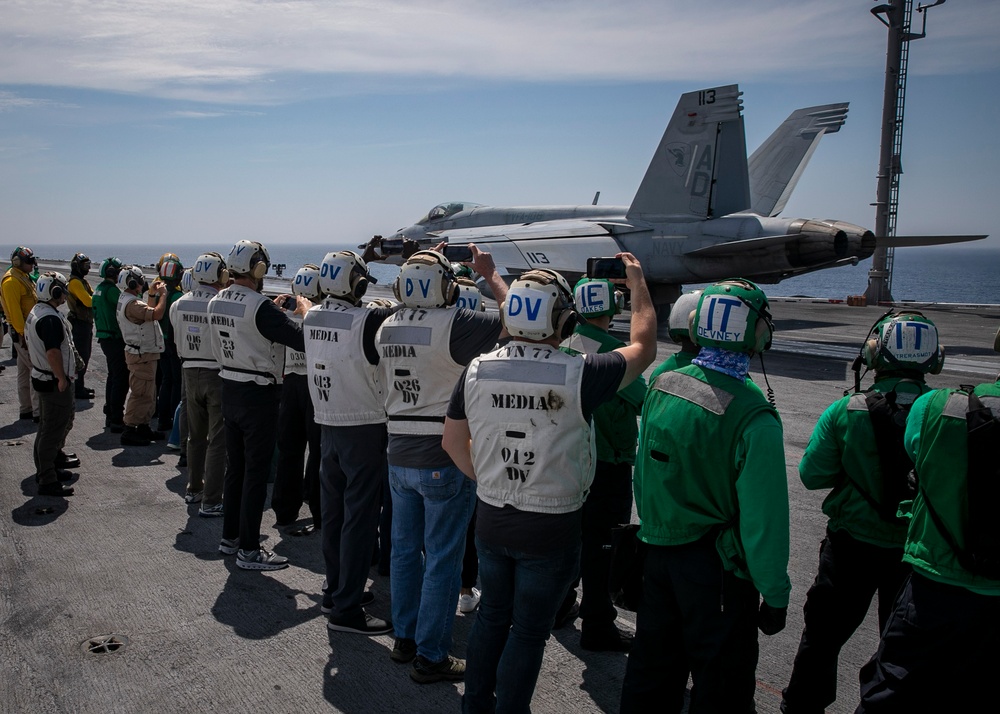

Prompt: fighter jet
[378,84,984,310]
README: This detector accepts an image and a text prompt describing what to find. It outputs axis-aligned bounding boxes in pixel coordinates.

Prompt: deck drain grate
[82,634,128,655]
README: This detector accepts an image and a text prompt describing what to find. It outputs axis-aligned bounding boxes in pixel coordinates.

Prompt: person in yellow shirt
[0,246,40,420]
[66,253,96,400]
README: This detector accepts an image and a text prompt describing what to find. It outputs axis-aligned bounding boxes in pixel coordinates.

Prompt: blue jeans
[389,463,475,663]
[463,535,582,714]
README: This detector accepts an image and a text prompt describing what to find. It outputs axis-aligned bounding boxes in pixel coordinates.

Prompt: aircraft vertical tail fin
[748,103,849,217]
[627,85,748,222]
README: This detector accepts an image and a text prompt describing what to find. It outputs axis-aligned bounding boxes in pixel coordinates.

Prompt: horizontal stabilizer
[876,234,987,247]
[685,234,799,257]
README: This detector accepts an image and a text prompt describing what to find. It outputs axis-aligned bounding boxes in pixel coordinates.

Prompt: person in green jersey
[92,257,127,432]
[621,278,790,714]
[782,312,944,713]
[857,328,1000,712]
[649,289,702,380]
[558,277,646,651]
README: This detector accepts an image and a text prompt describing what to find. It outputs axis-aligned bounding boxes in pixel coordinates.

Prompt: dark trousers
[221,380,281,552]
[34,383,75,485]
[782,528,908,713]
[156,341,182,426]
[579,460,634,634]
[320,423,386,621]
[271,374,321,524]
[68,317,92,393]
[99,337,128,425]
[857,572,1000,713]
[462,506,479,589]
[620,537,760,714]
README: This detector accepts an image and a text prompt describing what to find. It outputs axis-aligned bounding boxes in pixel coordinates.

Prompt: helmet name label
[696,296,748,343]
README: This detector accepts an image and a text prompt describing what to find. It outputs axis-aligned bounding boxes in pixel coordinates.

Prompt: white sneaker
[459,588,481,613]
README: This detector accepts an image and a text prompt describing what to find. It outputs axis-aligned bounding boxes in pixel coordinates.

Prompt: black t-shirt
[448,348,628,553]
[35,313,65,351]
[387,309,503,467]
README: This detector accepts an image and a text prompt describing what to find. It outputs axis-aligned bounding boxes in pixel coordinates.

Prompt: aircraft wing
[439,221,623,276]
[683,234,801,257]
[877,234,987,247]
[748,103,849,217]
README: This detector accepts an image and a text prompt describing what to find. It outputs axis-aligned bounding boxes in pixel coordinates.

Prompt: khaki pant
[13,337,38,416]
[184,367,226,506]
[124,355,158,427]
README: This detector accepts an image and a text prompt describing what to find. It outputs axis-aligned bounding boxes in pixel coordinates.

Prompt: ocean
[5,242,998,305]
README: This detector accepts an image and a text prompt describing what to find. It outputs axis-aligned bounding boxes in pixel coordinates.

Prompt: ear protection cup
[52,284,64,300]
[352,271,369,300]
[392,277,402,303]
[556,309,579,341]
[863,337,880,370]
[251,259,267,281]
[754,305,774,353]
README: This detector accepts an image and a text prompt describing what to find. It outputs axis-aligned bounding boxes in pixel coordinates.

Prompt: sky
[1,0,998,255]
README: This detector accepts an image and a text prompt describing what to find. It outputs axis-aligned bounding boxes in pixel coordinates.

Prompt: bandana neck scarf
[692,347,751,381]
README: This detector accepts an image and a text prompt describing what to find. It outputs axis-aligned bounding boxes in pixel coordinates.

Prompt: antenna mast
[864,0,946,306]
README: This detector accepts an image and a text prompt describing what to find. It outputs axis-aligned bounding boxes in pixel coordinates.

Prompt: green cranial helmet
[99,256,123,280]
[864,311,943,374]
[573,277,622,318]
[690,279,773,355]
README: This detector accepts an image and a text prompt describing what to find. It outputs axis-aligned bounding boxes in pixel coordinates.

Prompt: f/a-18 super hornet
[373,84,984,311]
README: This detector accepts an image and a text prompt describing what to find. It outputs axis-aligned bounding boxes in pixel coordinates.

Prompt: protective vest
[635,366,780,580]
[117,292,165,355]
[377,308,462,436]
[303,298,385,426]
[67,275,94,322]
[905,383,1000,593]
[171,287,220,370]
[561,321,645,464]
[25,302,75,382]
[208,285,285,385]
[284,312,307,376]
[465,343,592,514]
[93,281,122,340]
[843,381,923,522]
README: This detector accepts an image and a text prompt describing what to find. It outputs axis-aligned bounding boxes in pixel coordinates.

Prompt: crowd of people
[2,241,998,712]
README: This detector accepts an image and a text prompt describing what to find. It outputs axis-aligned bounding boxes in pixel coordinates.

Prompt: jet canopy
[417,202,482,225]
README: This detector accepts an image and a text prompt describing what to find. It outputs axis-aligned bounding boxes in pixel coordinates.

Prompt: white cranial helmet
[319,251,369,304]
[227,240,270,279]
[36,271,68,302]
[668,290,702,344]
[292,264,323,301]
[501,269,577,341]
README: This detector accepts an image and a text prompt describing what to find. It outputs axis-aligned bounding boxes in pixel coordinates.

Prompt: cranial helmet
[668,290,703,344]
[36,271,68,302]
[455,276,485,312]
[573,277,623,319]
[319,251,369,304]
[158,256,184,282]
[157,253,180,271]
[393,251,459,308]
[192,252,230,286]
[180,268,194,293]
[10,246,35,269]
[862,311,944,375]
[117,265,147,293]
[501,269,578,341]
[690,279,773,355]
[99,256,123,280]
[227,240,270,280]
[292,264,323,302]
[70,252,92,276]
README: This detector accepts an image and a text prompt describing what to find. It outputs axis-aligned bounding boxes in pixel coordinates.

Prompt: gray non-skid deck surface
[2,299,998,713]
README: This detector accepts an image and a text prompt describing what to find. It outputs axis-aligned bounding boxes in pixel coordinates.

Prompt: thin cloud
[0,90,78,112]
[0,1,997,104]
